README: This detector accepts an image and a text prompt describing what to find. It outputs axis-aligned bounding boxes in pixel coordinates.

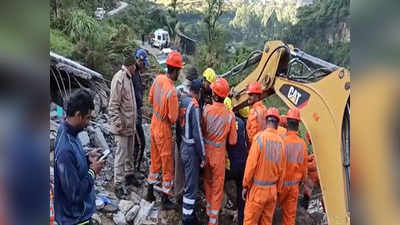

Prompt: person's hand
[242,188,247,201]
[200,159,206,168]
[88,148,102,163]
[90,158,105,176]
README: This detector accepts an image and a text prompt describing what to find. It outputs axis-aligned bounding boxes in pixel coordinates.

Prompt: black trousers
[226,167,245,225]
[133,112,146,170]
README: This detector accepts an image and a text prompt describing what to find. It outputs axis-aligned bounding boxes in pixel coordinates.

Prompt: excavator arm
[227,41,350,225]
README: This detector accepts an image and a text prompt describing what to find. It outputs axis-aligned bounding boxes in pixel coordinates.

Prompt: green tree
[203,0,224,44]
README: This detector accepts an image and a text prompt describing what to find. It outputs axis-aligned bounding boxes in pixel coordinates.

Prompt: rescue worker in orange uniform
[278,115,287,137]
[146,51,182,210]
[246,82,268,143]
[202,78,237,225]
[277,108,308,225]
[242,107,286,225]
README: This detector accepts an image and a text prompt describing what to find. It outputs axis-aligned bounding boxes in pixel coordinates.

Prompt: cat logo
[287,86,302,105]
[279,84,310,108]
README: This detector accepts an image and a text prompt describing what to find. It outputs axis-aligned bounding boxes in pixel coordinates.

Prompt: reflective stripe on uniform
[77,220,90,225]
[204,138,224,148]
[195,107,206,157]
[149,172,161,179]
[153,110,167,121]
[207,209,219,216]
[206,114,228,137]
[183,196,195,205]
[253,178,276,186]
[182,207,194,215]
[147,172,161,184]
[163,180,173,188]
[163,188,172,194]
[184,101,194,140]
[256,136,263,149]
[284,180,301,186]
[166,89,174,99]
[147,178,160,185]
[209,217,218,224]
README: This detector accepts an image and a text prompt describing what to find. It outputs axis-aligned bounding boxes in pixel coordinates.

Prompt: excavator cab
[225,41,350,225]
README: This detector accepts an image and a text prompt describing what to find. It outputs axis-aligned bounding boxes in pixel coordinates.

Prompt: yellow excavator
[222,40,350,225]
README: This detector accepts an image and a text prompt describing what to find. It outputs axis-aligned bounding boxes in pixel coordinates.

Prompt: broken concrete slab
[93,127,110,151]
[78,131,90,146]
[103,203,118,213]
[113,211,127,225]
[134,199,155,225]
[92,213,102,224]
[119,200,134,215]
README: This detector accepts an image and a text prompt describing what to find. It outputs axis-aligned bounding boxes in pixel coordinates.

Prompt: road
[107,1,128,16]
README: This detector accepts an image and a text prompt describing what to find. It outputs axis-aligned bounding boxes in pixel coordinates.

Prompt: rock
[134,199,155,225]
[96,198,105,210]
[93,127,110,150]
[130,191,142,204]
[92,213,102,224]
[113,211,127,225]
[103,203,118,213]
[78,131,90,146]
[119,200,134,215]
[126,205,140,223]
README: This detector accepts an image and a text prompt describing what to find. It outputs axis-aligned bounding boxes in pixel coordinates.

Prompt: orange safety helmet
[266,107,280,122]
[286,108,301,120]
[246,81,262,94]
[210,78,230,98]
[166,50,183,68]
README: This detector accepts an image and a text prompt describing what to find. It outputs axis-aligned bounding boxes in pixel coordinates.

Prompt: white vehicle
[95,8,106,20]
[161,48,173,55]
[151,29,170,50]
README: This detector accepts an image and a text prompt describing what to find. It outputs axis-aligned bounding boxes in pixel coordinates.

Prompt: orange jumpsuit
[303,154,320,198]
[147,74,179,195]
[202,102,237,225]
[246,101,268,143]
[278,131,308,225]
[243,128,286,225]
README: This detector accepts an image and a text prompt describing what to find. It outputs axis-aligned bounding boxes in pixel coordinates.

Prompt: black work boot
[145,184,156,202]
[125,174,139,187]
[161,194,178,210]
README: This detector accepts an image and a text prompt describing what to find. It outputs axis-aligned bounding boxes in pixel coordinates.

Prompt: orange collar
[213,102,225,107]
[252,101,263,108]
[161,73,174,85]
[286,130,298,136]
[266,128,277,134]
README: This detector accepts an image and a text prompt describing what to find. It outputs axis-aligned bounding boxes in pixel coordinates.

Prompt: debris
[118,200,134,215]
[134,199,155,225]
[126,205,140,223]
[91,126,110,150]
[104,203,119,213]
[92,213,102,224]
[96,197,105,210]
[78,131,90,146]
[130,191,142,204]
[113,211,127,225]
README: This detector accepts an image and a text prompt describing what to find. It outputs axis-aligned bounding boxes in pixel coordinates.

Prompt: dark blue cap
[135,49,149,68]
[190,79,202,93]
